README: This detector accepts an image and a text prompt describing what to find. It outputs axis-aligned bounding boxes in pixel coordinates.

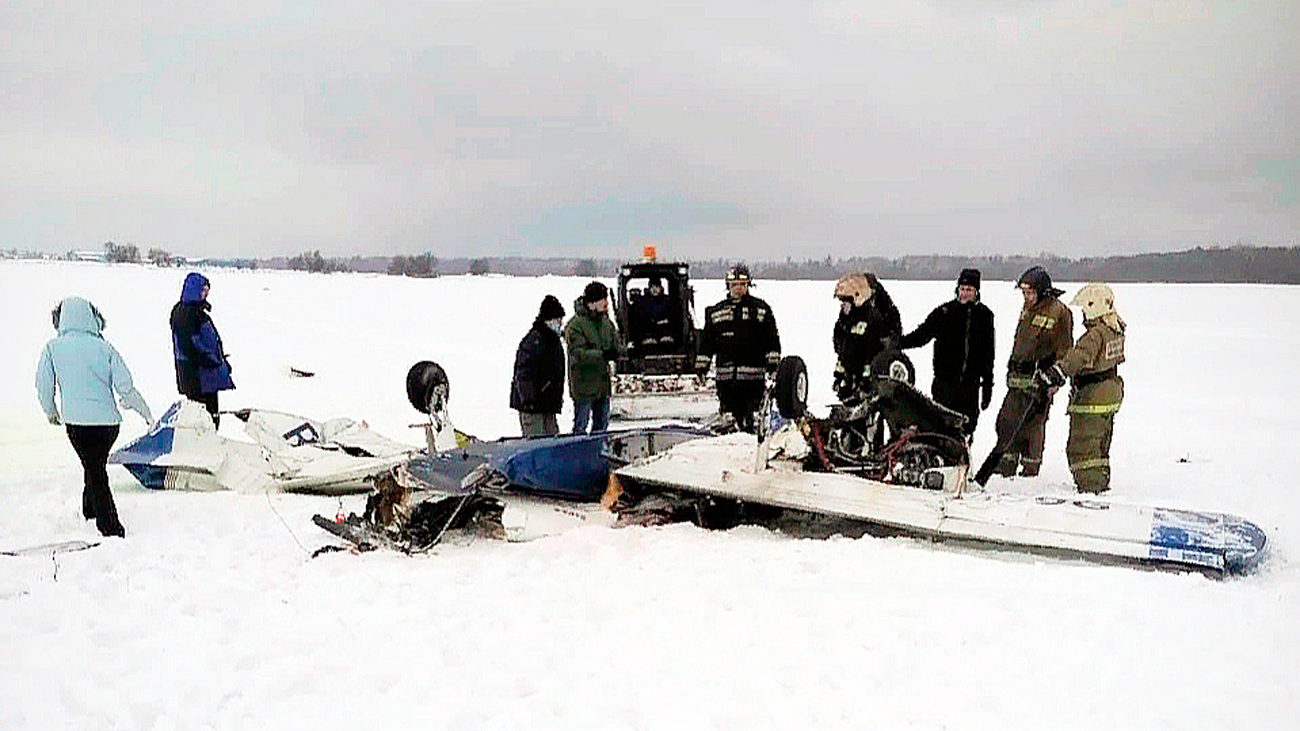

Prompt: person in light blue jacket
[35,296,153,538]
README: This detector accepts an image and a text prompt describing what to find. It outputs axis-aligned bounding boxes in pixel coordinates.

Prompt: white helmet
[1070,283,1115,321]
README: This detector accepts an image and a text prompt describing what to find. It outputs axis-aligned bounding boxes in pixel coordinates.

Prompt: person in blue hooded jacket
[170,272,234,426]
[36,297,153,538]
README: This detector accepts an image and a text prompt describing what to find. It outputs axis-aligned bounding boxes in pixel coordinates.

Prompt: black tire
[870,349,915,385]
[774,355,809,419]
[406,361,450,414]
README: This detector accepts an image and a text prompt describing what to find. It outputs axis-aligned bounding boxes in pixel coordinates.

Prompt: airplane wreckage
[111,353,1267,575]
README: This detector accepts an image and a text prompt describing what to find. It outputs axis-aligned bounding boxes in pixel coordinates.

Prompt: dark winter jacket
[900,298,995,391]
[510,319,566,414]
[833,285,902,391]
[170,273,234,397]
[564,297,619,400]
[630,292,675,348]
[699,293,781,384]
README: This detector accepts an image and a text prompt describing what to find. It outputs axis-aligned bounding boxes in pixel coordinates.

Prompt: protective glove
[1034,365,1065,390]
[980,381,993,411]
[832,373,850,401]
[47,411,61,426]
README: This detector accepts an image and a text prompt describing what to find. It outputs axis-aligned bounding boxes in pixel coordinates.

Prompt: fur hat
[537,294,565,321]
[582,281,609,304]
[957,268,981,290]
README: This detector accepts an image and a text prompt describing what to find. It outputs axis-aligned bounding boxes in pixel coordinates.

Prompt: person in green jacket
[564,281,619,433]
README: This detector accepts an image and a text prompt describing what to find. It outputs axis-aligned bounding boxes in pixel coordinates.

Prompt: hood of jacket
[55,296,104,337]
[181,272,210,303]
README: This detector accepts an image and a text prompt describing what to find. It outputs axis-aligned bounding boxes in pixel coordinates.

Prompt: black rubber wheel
[774,355,809,419]
[406,361,450,414]
[870,349,915,385]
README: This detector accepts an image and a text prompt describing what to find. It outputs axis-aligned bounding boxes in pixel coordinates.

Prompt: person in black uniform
[831,272,902,402]
[899,268,996,439]
[696,264,781,433]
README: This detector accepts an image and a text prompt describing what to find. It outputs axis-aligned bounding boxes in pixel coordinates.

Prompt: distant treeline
[393,245,1300,283]
[15,244,1299,283]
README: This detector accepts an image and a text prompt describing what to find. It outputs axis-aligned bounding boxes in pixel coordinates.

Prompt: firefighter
[696,263,781,433]
[1036,283,1125,493]
[993,266,1074,477]
[831,272,902,402]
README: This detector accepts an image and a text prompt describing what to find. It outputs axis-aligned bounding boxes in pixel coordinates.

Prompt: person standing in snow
[170,272,234,428]
[564,281,619,434]
[1035,283,1126,493]
[510,295,567,437]
[696,263,781,433]
[831,272,902,402]
[36,297,153,538]
[899,268,996,438]
[993,266,1074,478]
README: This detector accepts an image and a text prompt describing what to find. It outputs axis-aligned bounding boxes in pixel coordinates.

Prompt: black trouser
[932,379,980,437]
[718,380,765,433]
[66,424,124,537]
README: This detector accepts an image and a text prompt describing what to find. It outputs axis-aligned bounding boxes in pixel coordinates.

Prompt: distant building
[69,250,108,262]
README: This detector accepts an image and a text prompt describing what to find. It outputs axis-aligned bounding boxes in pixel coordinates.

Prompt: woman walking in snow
[36,297,153,537]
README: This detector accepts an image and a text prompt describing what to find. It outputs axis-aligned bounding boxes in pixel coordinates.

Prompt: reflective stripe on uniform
[1069,457,1110,472]
[1007,374,1034,389]
[1030,314,1056,329]
[1067,402,1121,415]
[717,365,766,382]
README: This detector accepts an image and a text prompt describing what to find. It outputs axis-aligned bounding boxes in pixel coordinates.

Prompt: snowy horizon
[2,260,1297,729]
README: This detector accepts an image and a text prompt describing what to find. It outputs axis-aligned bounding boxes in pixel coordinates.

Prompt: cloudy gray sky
[3,1,1296,259]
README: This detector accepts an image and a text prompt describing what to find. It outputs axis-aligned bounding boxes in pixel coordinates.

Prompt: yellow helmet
[834,273,874,307]
[1070,283,1115,320]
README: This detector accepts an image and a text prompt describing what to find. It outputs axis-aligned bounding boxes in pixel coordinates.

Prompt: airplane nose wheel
[774,356,809,419]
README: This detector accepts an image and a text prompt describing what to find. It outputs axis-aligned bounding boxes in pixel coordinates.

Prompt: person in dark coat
[170,272,234,428]
[510,295,567,437]
[697,264,781,433]
[831,272,902,401]
[899,268,996,438]
[631,277,676,354]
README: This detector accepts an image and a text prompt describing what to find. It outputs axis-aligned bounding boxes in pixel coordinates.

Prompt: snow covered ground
[2,260,1297,730]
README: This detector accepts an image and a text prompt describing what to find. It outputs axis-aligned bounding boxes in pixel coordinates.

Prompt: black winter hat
[957,268,981,290]
[582,281,609,304]
[537,294,565,321]
[1017,266,1065,298]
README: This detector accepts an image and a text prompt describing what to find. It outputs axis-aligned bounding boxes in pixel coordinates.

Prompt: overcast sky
[2,1,1296,260]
